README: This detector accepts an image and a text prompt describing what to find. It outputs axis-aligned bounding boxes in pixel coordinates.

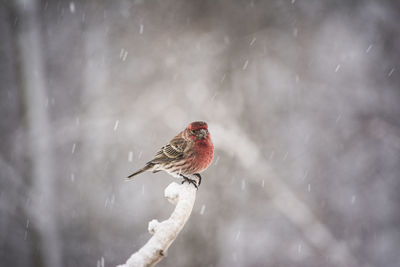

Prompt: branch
[118,182,197,267]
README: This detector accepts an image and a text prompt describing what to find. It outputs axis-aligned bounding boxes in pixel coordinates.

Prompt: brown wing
[147,134,187,164]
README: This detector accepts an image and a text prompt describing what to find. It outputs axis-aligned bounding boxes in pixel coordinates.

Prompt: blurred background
[1,0,400,266]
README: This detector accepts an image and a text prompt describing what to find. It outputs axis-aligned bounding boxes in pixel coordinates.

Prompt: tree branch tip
[158,249,165,256]
[119,181,197,266]
[148,219,160,234]
[164,182,180,204]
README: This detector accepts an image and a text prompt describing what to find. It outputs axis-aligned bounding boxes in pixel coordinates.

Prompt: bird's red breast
[188,121,214,173]
[193,136,214,172]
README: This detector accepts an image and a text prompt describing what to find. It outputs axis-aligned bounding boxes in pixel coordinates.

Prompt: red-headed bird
[126,121,214,188]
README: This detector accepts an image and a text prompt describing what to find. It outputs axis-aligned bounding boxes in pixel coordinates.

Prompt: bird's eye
[192,130,202,136]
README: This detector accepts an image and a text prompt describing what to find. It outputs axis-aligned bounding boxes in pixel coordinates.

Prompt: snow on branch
[118,182,197,267]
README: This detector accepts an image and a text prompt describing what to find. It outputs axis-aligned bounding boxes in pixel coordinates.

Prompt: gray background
[1,0,399,266]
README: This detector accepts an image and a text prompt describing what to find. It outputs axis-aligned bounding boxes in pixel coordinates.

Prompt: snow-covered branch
[118,182,197,267]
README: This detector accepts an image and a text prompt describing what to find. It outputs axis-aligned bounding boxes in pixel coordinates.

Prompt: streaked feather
[148,134,188,164]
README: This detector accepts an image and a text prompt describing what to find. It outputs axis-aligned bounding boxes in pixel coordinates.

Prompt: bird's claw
[193,173,202,186]
[180,175,199,189]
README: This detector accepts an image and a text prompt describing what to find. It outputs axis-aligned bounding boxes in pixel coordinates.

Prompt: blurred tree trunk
[82,1,110,162]
[14,0,61,266]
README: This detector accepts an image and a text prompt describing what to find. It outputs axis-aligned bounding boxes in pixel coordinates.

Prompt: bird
[126,121,214,188]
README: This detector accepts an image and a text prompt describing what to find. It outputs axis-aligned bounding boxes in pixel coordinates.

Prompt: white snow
[213,155,220,166]
[96,257,105,267]
[120,49,128,61]
[335,114,342,123]
[302,170,309,180]
[388,68,395,77]
[118,182,197,267]
[211,92,218,102]
[220,74,226,83]
[235,231,241,241]
[69,2,75,14]
[200,204,206,215]
[128,151,133,162]
[148,219,159,234]
[293,27,298,37]
[71,143,76,154]
[351,195,356,204]
[269,150,275,160]
[242,60,249,70]
[113,120,119,131]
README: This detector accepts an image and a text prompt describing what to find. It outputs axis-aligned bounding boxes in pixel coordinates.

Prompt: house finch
[126,121,214,188]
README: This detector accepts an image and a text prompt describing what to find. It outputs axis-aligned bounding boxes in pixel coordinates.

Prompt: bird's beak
[199,129,207,139]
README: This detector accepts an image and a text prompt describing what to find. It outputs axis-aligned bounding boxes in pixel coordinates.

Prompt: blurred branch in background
[211,123,367,267]
[118,182,197,267]
[14,0,61,266]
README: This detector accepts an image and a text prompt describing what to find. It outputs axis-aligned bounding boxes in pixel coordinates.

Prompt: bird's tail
[126,164,153,181]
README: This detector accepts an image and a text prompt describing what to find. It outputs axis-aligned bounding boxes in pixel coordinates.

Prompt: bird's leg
[180,174,198,189]
[193,173,202,187]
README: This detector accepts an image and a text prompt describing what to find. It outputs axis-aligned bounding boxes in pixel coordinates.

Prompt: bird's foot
[193,173,202,186]
[180,175,199,189]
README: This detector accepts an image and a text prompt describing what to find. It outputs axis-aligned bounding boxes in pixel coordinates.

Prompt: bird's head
[186,121,209,140]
